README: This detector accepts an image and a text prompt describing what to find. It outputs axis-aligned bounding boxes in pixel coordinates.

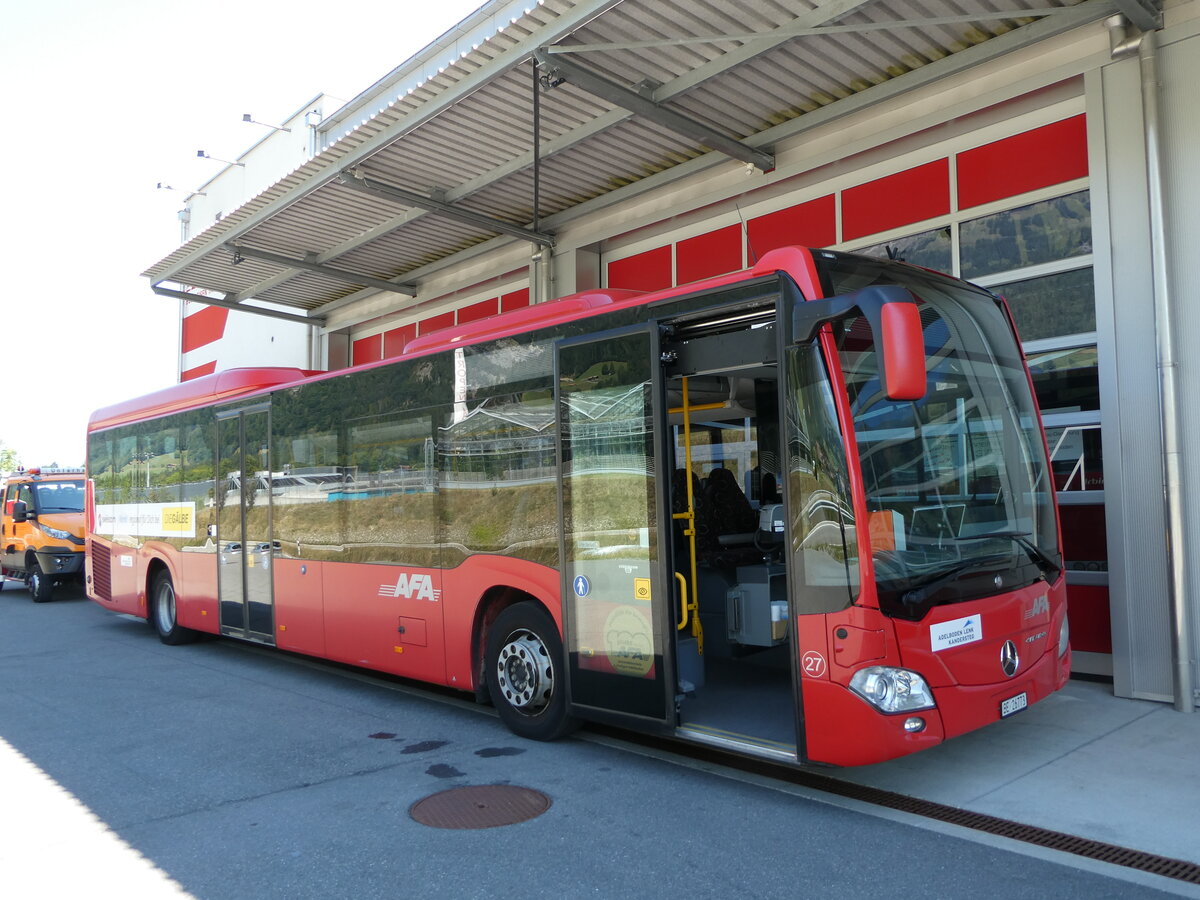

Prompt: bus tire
[29,563,53,603]
[485,601,577,742]
[151,570,198,645]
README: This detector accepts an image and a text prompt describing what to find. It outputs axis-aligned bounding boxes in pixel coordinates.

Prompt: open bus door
[555,324,676,731]
[554,301,807,760]
[656,297,803,762]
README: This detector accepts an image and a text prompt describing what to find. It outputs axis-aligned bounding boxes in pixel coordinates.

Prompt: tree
[0,441,19,473]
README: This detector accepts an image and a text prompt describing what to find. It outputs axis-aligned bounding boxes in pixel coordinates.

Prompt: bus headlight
[1058,614,1070,657]
[849,666,936,713]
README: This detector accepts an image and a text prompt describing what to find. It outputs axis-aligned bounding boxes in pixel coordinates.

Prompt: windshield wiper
[900,553,1010,608]
[953,530,1062,582]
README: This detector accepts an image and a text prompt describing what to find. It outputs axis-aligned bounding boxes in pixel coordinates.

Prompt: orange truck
[1,467,86,601]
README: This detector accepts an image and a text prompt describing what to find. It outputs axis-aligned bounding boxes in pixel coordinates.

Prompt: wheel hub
[495,629,553,712]
[156,583,175,632]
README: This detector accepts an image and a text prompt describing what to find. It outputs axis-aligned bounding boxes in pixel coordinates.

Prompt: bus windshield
[817,253,1061,619]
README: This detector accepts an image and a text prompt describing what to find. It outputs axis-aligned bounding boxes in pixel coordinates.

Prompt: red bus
[85,247,1069,766]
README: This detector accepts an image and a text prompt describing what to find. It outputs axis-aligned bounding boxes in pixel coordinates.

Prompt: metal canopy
[532,46,777,172]
[145,0,1140,325]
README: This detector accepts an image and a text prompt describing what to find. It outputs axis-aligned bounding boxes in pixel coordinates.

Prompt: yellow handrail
[675,572,688,631]
[668,376,704,655]
[667,401,728,415]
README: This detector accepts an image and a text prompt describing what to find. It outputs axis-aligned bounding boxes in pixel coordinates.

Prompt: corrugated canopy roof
[144,0,1153,326]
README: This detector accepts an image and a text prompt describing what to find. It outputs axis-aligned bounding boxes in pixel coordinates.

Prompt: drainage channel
[592,726,1200,887]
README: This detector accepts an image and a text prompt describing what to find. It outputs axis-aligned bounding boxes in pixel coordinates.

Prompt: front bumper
[801,646,1070,767]
[34,548,85,577]
[935,644,1071,740]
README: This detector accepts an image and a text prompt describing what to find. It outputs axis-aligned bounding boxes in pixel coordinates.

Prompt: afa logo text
[379,572,442,602]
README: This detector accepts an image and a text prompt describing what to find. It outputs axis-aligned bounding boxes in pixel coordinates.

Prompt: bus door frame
[664,292,810,761]
[215,402,276,645]
[554,322,677,733]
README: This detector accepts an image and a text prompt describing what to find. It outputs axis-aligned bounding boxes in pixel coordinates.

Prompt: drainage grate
[410,785,551,829]
[816,775,1200,885]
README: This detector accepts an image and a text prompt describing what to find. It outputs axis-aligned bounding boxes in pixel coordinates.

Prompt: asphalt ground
[1,579,1194,899]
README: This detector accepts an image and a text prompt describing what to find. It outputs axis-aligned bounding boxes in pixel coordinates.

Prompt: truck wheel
[151,570,198,645]
[485,601,577,741]
[29,563,54,603]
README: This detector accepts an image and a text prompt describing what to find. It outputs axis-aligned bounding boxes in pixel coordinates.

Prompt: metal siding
[1161,32,1200,707]
[1093,56,1171,702]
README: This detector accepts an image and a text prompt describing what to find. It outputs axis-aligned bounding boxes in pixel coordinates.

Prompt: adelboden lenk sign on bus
[95,503,196,539]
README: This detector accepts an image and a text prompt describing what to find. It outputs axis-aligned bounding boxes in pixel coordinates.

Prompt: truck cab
[1,467,86,601]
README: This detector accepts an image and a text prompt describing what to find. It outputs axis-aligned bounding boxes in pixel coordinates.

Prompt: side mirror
[879,301,927,400]
[11,500,30,523]
[792,284,927,401]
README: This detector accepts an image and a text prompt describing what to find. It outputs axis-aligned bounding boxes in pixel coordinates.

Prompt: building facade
[163,0,1199,708]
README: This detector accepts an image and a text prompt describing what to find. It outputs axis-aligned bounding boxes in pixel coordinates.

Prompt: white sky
[0,0,485,469]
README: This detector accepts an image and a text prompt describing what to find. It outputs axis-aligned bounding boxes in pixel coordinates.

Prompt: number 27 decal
[802,650,827,678]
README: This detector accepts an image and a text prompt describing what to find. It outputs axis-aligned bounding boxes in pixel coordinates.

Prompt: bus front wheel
[151,571,198,645]
[485,601,577,741]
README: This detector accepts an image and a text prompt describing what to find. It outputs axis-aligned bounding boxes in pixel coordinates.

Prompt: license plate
[1000,692,1028,718]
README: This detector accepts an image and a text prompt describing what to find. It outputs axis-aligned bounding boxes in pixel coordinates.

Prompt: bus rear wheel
[28,563,53,603]
[485,601,577,742]
[151,571,198,645]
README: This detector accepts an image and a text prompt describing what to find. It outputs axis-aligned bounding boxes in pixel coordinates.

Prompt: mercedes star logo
[1001,640,1020,678]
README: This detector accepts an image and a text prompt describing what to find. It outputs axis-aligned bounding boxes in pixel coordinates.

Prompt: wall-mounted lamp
[197,150,245,167]
[157,182,207,196]
[243,113,291,133]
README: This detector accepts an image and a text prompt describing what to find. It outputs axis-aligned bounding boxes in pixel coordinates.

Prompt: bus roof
[404,289,643,356]
[89,368,316,432]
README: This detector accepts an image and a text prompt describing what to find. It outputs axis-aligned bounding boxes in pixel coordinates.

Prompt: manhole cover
[410,785,551,829]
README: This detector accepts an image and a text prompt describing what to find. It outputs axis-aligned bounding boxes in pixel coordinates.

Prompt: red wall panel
[746,195,837,258]
[842,159,951,241]
[352,334,382,365]
[1060,504,1108,565]
[180,360,217,382]
[181,306,229,353]
[501,288,530,312]
[1065,583,1112,654]
[420,312,455,335]
[957,115,1088,210]
[676,225,742,284]
[458,298,498,324]
[383,323,417,358]
[607,245,672,291]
